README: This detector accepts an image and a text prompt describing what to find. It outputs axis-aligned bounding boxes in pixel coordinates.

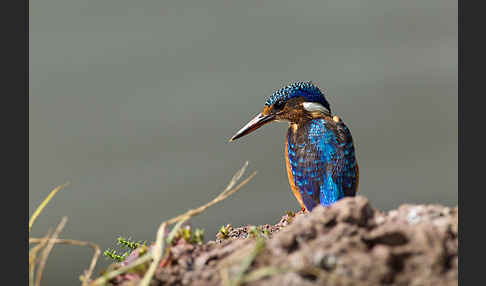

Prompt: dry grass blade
[29,230,52,286]
[167,170,257,225]
[29,182,101,285]
[35,216,68,286]
[29,182,70,232]
[29,237,101,286]
[138,222,168,286]
[222,161,249,194]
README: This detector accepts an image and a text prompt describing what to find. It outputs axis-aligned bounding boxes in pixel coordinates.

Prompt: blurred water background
[29,1,457,285]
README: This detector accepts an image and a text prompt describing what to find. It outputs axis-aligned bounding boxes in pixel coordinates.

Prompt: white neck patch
[302,102,330,114]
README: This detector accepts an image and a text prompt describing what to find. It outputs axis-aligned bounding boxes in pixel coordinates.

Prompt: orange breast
[285,140,307,211]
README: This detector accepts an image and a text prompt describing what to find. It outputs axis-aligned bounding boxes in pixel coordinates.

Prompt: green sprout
[103,248,130,263]
[169,225,206,245]
[263,228,271,237]
[248,226,266,239]
[217,224,232,239]
[286,210,296,217]
[179,226,193,243]
[103,236,147,263]
[285,210,297,223]
[117,237,147,250]
[192,228,205,244]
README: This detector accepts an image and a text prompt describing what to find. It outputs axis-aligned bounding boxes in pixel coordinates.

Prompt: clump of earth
[105,196,458,286]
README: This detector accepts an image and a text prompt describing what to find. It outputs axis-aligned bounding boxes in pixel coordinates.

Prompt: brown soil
[109,196,458,286]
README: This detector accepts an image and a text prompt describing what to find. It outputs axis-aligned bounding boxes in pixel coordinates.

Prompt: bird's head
[230,81,331,142]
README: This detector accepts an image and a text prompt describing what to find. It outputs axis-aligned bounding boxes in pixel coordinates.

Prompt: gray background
[29,1,457,285]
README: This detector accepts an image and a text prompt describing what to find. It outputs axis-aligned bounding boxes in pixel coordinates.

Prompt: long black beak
[229,112,276,142]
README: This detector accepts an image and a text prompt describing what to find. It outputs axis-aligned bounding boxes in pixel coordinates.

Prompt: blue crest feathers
[265,81,331,112]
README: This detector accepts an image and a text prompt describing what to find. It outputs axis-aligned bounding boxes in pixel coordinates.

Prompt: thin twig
[29,238,101,285]
[168,170,257,225]
[35,216,68,286]
[29,182,70,232]
[221,161,248,194]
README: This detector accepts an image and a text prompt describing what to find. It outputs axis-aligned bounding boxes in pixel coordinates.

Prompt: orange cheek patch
[262,106,272,116]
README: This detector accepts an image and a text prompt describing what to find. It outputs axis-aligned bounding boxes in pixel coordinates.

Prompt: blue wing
[286,117,358,211]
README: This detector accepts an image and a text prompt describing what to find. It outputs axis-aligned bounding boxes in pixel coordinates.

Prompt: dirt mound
[111,196,458,286]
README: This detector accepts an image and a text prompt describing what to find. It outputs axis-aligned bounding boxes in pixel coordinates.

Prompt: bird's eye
[273,100,286,111]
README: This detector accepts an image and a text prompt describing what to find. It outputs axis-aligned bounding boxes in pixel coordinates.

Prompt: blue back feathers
[265,82,331,112]
[286,118,358,211]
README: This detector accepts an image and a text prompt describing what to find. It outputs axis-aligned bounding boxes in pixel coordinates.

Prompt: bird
[229,81,359,212]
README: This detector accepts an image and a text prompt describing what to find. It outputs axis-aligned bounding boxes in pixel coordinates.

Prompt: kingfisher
[229,82,359,212]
